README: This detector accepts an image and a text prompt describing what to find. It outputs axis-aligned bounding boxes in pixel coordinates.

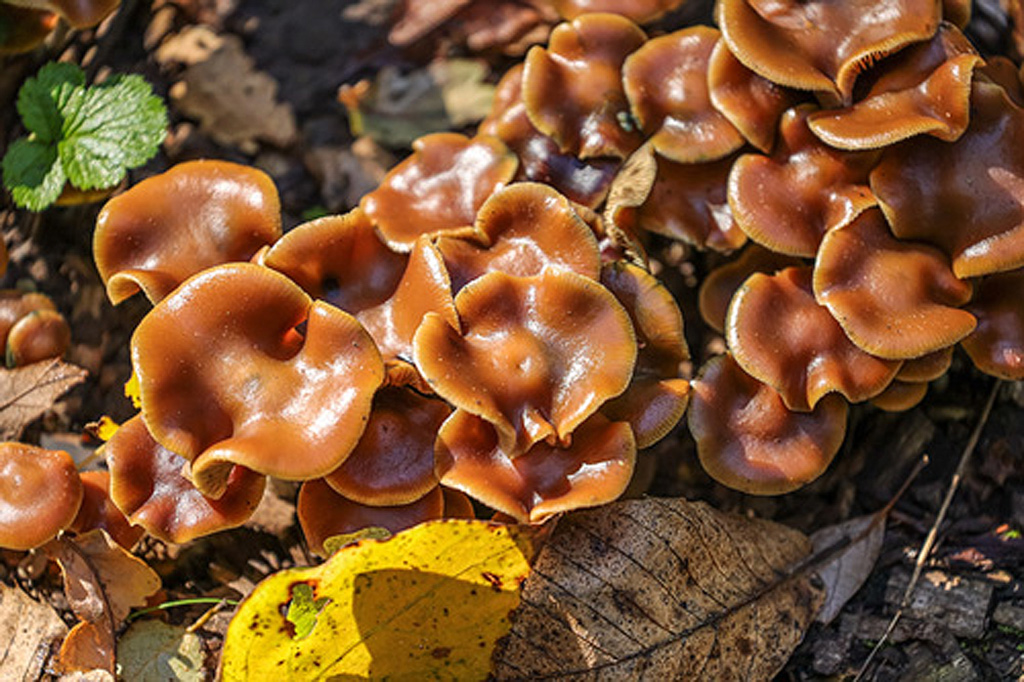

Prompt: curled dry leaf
[810,513,887,625]
[0,585,68,681]
[0,359,87,440]
[491,497,824,679]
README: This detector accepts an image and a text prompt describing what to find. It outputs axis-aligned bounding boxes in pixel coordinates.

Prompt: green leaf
[2,137,65,211]
[117,620,206,682]
[285,583,330,641]
[59,74,167,190]
[16,62,84,142]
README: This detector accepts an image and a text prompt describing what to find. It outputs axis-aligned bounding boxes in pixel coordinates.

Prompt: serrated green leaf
[2,137,65,211]
[59,74,167,190]
[285,583,330,641]
[16,62,85,142]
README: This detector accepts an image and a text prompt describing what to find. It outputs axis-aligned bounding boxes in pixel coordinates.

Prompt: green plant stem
[126,597,239,622]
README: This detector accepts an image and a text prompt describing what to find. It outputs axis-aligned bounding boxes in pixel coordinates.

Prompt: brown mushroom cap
[297,479,445,556]
[522,13,647,159]
[870,379,929,411]
[132,263,385,495]
[323,387,450,507]
[551,0,687,23]
[698,244,804,333]
[728,266,901,411]
[21,0,121,28]
[870,80,1024,278]
[359,133,518,252]
[94,160,282,305]
[0,442,83,550]
[716,0,941,102]
[961,269,1024,380]
[0,5,58,55]
[942,0,971,27]
[436,182,601,292]
[0,291,57,350]
[435,409,635,524]
[622,26,744,164]
[896,346,954,382]
[978,57,1024,107]
[599,262,691,448]
[813,209,976,360]
[728,105,880,257]
[688,354,848,495]
[104,415,265,544]
[69,470,145,550]
[806,24,981,150]
[414,268,636,456]
[6,309,71,366]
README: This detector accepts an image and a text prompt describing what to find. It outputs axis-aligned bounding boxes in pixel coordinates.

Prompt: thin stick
[855,379,1001,681]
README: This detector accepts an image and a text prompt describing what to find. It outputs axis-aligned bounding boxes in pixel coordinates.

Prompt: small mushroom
[0,443,83,551]
[6,309,71,366]
[960,269,1024,380]
[697,243,804,333]
[69,470,144,550]
[551,0,688,23]
[896,346,954,382]
[94,160,283,305]
[12,0,121,28]
[869,379,929,411]
[688,354,848,495]
[0,5,58,55]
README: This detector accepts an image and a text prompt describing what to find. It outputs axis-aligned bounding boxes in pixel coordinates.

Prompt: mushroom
[688,354,848,495]
[869,379,929,411]
[550,0,688,23]
[697,243,804,333]
[960,269,1024,380]
[6,308,71,366]
[0,442,83,550]
[6,0,120,28]
[895,346,954,382]
[131,263,385,496]
[69,470,144,550]
[414,268,636,456]
[359,133,518,252]
[94,160,283,305]
[104,415,265,544]
[522,13,647,159]
[0,291,57,353]
[435,409,635,524]
[813,209,976,360]
[0,5,58,55]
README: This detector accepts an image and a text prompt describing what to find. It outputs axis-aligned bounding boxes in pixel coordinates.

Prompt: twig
[854,379,1001,681]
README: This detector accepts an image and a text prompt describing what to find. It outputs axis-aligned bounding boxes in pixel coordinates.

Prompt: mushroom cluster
[0,0,121,54]
[91,157,690,551]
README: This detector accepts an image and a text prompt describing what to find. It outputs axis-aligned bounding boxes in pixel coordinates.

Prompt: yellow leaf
[124,370,141,409]
[221,519,536,680]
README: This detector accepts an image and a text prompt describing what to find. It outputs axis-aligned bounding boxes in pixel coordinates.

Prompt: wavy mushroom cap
[522,13,647,159]
[480,64,619,208]
[94,160,282,305]
[132,263,385,495]
[807,24,981,150]
[599,262,691,448]
[961,269,1024,380]
[104,415,264,544]
[896,346,954,382]
[435,410,635,524]
[69,470,145,550]
[697,244,804,333]
[813,210,976,360]
[360,133,518,252]
[870,379,929,411]
[623,26,744,164]
[6,309,71,366]
[0,5,58,55]
[324,387,450,507]
[297,479,445,556]
[871,80,1024,278]
[688,354,848,495]
[978,57,1024,107]
[729,105,880,257]
[436,182,601,292]
[0,443,83,551]
[263,209,407,315]
[727,266,901,411]
[551,0,688,23]
[716,0,941,102]
[414,268,636,456]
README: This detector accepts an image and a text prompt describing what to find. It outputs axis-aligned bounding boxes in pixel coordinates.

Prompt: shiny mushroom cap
[551,0,689,23]
[0,442,83,550]
[0,5,58,55]
[15,0,121,28]
[6,309,71,366]
[697,243,804,333]
[961,269,1024,380]
[69,470,145,550]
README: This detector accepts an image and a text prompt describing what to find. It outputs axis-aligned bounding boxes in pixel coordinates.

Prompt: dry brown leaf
[603,142,658,224]
[491,497,824,680]
[0,584,68,679]
[0,360,87,441]
[811,513,887,625]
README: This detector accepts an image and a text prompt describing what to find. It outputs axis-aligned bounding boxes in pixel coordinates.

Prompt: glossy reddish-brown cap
[522,13,647,159]
[870,379,929,411]
[436,182,601,291]
[0,291,57,351]
[6,309,71,366]
[717,0,941,103]
[623,26,743,164]
[324,387,450,507]
[729,105,880,257]
[871,80,1024,278]
[942,0,971,27]
[977,57,1024,107]
[263,208,407,315]
[69,470,145,550]
[480,64,620,209]
[22,0,120,28]
[132,263,385,495]
[0,443,83,550]
[896,346,954,382]
[698,244,804,333]
[103,415,264,544]
[360,133,517,252]
[297,479,445,556]
[727,266,901,410]
[688,354,848,495]
[961,269,1024,380]
[414,268,636,456]
[813,210,976,360]
[599,262,691,448]
[435,409,635,524]
[551,0,687,23]
[0,5,58,55]
[94,160,282,305]
[707,37,801,153]
[807,24,981,150]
